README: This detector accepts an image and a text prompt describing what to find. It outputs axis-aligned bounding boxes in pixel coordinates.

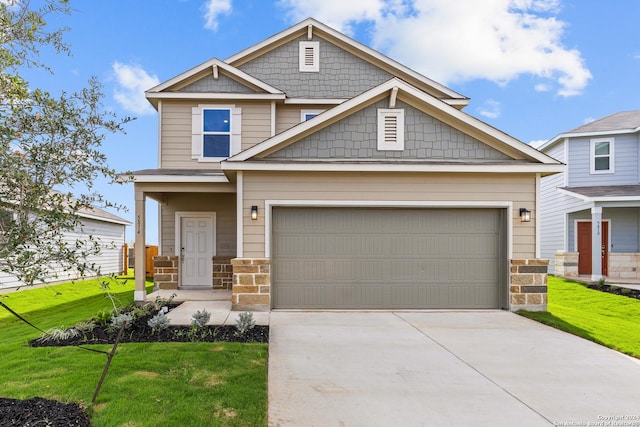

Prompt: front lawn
[519,276,640,358]
[0,274,268,426]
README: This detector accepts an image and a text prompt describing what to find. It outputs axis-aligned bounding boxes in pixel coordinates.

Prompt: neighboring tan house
[539,110,640,281]
[0,206,130,289]
[128,18,563,312]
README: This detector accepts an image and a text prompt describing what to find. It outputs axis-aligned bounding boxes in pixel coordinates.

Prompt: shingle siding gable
[265,100,511,161]
[179,73,258,93]
[237,35,394,98]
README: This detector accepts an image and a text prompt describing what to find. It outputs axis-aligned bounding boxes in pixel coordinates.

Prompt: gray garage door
[271,207,507,309]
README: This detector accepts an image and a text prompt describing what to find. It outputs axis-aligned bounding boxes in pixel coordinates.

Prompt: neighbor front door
[577,221,608,275]
[180,216,213,288]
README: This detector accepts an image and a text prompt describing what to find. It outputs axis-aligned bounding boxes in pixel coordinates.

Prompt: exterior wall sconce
[251,205,258,220]
[519,208,531,223]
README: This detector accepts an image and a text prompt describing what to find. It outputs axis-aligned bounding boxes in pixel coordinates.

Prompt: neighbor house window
[590,138,614,174]
[300,110,324,121]
[377,109,405,151]
[191,105,241,161]
[203,109,231,157]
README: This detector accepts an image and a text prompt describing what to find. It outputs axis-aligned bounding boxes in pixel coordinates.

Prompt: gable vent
[377,109,405,151]
[299,41,319,72]
[383,115,398,144]
[304,46,315,67]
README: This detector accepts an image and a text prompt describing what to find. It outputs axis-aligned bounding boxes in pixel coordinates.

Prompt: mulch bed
[587,283,640,300]
[0,397,91,427]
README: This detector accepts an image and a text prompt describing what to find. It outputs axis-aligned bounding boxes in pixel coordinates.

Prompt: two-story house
[539,110,640,281]
[128,18,563,312]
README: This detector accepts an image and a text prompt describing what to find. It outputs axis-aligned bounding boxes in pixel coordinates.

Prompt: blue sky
[24,0,640,244]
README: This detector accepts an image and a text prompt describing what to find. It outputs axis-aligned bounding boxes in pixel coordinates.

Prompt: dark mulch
[587,283,640,300]
[28,306,269,347]
[0,397,91,427]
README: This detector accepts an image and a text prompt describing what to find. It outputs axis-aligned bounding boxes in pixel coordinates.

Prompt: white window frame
[191,104,241,162]
[377,109,405,151]
[299,41,319,72]
[300,109,324,122]
[590,137,614,174]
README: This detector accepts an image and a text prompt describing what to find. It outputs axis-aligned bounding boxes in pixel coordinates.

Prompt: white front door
[180,215,214,288]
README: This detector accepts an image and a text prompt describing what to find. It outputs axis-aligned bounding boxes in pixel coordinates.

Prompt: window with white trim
[300,109,324,121]
[299,41,319,72]
[191,105,241,161]
[377,109,405,151]
[590,138,614,174]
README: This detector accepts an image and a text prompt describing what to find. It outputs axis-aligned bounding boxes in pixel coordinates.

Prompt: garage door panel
[272,207,505,309]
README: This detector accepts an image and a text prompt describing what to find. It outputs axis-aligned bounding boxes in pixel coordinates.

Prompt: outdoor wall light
[251,205,258,220]
[520,208,531,223]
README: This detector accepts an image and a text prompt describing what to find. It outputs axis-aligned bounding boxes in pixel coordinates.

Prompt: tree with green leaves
[0,0,132,287]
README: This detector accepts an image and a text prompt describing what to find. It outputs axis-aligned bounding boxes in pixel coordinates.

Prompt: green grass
[0,274,268,426]
[519,276,640,358]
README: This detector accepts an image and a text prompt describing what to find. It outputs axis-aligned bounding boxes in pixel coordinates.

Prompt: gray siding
[179,73,258,93]
[567,134,639,186]
[160,192,236,257]
[0,217,126,289]
[238,35,393,98]
[567,208,640,253]
[606,208,640,252]
[266,100,510,161]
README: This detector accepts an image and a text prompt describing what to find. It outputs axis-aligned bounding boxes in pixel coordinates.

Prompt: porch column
[134,188,147,303]
[591,206,603,281]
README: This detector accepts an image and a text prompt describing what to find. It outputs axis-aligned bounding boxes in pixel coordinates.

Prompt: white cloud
[112,62,160,116]
[477,99,501,119]
[529,139,548,148]
[278,0,591,97]
[203,0,232,31]
[582,116,595,124]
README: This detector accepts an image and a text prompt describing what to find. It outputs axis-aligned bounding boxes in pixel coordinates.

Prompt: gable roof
[221,78,562,175]
[145,58,285,109]
[224,18,468,109]
[539,110,640,151]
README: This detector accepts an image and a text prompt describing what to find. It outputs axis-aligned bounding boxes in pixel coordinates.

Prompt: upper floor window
[203,109,231,157]
[590,138,614,174]
[191,105,241,162]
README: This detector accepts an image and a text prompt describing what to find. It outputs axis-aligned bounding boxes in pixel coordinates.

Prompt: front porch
[145,288,271,325]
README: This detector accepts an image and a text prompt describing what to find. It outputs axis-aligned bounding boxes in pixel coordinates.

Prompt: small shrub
[38,326,81,343]
[109,312,134,332]
[235,312,256,337]
[191,309,211,329]
[74,320,96,333]
[93,309,114,326]
[621,288,632,296]
[148,312,170,334]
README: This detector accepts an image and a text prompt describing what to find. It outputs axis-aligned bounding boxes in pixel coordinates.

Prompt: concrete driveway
[268,311,640,427]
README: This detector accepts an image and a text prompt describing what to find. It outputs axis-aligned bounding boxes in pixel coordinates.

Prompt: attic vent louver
[304,47,315,66]
[377,109,405,151]
[383,115,398,144]
[299,41,319,72]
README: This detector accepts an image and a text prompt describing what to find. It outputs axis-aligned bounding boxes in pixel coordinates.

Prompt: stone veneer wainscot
[231,258,271,311]
[510,259,549,312]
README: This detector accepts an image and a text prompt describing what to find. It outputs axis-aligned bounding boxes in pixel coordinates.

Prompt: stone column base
[231,258,270,311]
[153,256,179,290]
[554,252,578,277]
[510,259,548,312]
[213,256,233,289]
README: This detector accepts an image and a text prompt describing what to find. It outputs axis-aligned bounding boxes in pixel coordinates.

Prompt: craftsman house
[128,18,563,311]
[539,110,640,281]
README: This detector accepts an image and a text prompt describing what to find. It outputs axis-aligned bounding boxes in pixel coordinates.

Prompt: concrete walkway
[146,289,270,326]
[268,311,640,427]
